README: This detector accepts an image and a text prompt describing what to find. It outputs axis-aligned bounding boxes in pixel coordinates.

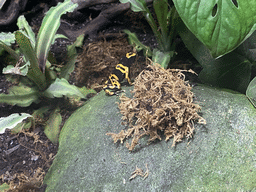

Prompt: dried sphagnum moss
[107,64,206,150]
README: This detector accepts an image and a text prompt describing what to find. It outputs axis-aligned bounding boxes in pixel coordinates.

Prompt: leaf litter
[107,64,206,151]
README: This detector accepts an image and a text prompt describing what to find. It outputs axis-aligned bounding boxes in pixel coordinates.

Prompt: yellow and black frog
[103,52,136,95]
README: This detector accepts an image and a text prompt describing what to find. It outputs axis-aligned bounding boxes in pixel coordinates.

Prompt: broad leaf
[235,30,256,63]
[199,51,251,93]
[0,84,40,107]
[177,20,252,93]
[43,78,85,98]
[246,77,256,108]
[35,0,78,72]
[173,0,256,58]
[44,107,62,144]
[0,113,33,134]
[177,20,214,68]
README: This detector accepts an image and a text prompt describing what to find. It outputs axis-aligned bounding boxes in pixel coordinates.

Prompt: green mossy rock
[44,85,256,191]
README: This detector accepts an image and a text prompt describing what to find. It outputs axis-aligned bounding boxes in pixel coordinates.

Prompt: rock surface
[44,85,256,191]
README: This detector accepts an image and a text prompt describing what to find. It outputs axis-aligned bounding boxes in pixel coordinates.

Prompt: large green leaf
[0,84,40,107]
[199,51,251,93]
[246,77,256,108]
[0,113,33,134]
[173,0,256,58]
[176,20,213,68]
[43,78,85,98]
[35,0,78,72]
[234,30,256,63]
[177,20,252,93]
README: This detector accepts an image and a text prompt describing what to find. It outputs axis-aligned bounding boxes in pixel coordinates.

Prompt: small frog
[103,52,136,95]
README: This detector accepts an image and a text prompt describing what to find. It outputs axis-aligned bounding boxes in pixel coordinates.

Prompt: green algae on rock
[44,85,256,191]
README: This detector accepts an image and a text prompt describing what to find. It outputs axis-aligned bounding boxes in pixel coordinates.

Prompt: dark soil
[0,130,57,191]
[0,1,200,191]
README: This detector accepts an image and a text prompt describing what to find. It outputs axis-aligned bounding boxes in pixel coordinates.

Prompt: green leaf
[178,21,253,93]
[246,77,256,108]
[173,0,256,58]
[44,60,58,83]
[0,113,33,134]
[17,15,36,47]
[0,84,40,107]
[152,49,174,69]
[43,78,85,98]
[199,51,252,93]
[176,21,213,68]
[119,0,148,12]
[35,0,78,72]
[53,34,68,42]
[11,120,33,134]
[234,30,256,63]
[123,29,152,56]
[44,107,62,144]
[60,34,84,80]
[15,31,47,90]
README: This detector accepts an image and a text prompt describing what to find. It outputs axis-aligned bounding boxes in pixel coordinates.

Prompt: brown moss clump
[129,164,149,180]
[1,167,45,192]
[75,34,133,88]
[107,64,206,151]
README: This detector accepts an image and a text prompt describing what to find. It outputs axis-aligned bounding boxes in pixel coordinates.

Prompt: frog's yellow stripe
[126,52,136,58]
[104,52,136,95]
